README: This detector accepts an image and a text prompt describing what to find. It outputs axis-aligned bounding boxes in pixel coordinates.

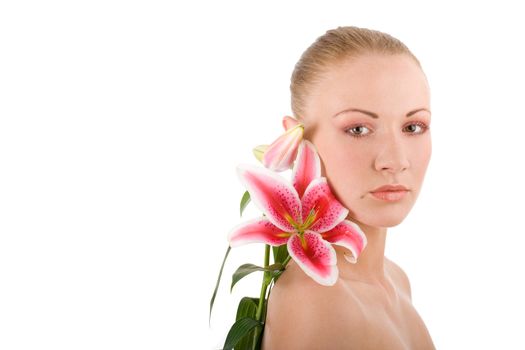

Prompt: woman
[261,26,436,349]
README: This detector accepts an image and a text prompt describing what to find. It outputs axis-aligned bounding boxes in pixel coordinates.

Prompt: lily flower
[252,116,304,172]
[281,115,301,131]
[229,140,367,286]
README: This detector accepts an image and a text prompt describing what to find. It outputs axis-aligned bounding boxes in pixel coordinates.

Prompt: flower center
[287,208,317,249]
[301,208,317,230]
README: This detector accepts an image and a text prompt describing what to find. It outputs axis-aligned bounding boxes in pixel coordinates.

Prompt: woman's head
[290,26,431,229]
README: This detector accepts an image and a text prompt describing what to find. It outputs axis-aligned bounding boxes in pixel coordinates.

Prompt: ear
[282,115,300,131]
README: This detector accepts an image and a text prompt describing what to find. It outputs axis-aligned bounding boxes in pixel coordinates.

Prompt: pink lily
[281,115,301,131]
[229,140,367,286]
[252,116,304,172]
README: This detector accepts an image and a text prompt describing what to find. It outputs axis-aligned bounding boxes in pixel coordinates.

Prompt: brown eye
[345,125,371,138]
[403,122,429,135]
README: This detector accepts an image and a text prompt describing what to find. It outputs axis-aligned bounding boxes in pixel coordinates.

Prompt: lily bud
[262,122,304,172]
[282,115,300,131]
[252,145,269,162]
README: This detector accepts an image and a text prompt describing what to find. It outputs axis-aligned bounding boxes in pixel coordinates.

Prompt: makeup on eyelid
[344,121,429,138]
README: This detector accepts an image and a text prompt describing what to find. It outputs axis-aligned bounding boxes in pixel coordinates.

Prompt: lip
[370,184,409,202]
[371,184,409,192]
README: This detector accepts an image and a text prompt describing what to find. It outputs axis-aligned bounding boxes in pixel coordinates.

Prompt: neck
[334,217,388,283]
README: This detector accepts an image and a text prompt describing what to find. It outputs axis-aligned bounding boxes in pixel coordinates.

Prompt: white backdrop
[1,1,524,349]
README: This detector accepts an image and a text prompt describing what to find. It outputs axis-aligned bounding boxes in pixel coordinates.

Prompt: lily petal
[262,123,304,172]
[228,216,292,247]
[282,116,300,131]
[301,177,349,233]
[237,164,302,232]
[292,140,321,199]
[252,144,269,162]
[287,231,338,286]
[320,220,367,264]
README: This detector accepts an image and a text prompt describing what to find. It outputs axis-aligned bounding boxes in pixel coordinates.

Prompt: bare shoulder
[386,257,412,300]
[261,262,366,350]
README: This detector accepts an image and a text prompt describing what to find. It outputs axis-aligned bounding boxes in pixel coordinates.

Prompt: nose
[374,134,410,173]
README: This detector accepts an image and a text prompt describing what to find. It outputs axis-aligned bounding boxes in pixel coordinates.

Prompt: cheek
[312,126,368,166]
[411,137,432,174]
[316,135,370,179]
[318,144,372,203]
[309,126,373,201]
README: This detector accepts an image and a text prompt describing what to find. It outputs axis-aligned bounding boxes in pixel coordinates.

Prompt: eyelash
[344,122,429,138]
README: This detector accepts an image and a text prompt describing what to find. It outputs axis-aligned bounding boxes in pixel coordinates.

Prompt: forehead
[309,54,430,115]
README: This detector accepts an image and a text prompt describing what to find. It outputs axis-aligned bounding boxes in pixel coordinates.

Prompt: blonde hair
[290,26,422,122]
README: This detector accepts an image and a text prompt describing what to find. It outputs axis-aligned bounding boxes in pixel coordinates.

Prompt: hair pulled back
[290,26,422,122]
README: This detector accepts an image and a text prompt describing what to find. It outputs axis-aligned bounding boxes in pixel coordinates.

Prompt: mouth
[370,189,408,202]
[371,184,409,192]
[370,184,410,202]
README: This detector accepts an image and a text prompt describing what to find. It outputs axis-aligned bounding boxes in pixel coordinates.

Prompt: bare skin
[261,53,435,349]
[262,247,436,349]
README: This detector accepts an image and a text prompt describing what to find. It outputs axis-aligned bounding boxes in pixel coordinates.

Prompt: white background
[1,1,524,349]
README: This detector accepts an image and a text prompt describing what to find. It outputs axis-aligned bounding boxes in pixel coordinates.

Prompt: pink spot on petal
[287,232,337,284]
[228,217,292,247]
[243,170,301,231]
[301,178,348,233]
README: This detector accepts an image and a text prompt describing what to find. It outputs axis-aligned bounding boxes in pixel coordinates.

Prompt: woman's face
[303,53,432,228]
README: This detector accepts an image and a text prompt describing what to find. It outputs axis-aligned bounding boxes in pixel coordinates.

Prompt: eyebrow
[333,108,431,119]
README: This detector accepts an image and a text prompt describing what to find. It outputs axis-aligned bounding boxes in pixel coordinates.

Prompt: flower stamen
[302,208,317,229]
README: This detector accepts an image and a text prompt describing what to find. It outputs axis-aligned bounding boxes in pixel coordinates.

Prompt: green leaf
[272,245,289,265]
[234,297,259,350]
[231,263,284,293]
[240,191,251,217]
[223,317,262,350]
[209,245,231,326]
[271,246,291,283]
[254,329,263,350]
[236,297,259,321]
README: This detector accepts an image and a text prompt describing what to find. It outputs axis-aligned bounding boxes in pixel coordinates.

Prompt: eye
[403,122,429,135]
[344,122,429,139]
[344,125,371,138]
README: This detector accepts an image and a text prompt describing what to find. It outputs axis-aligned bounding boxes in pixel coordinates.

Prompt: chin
[346,202,413,229]
[371,215,407,228]
[356,214,407,228]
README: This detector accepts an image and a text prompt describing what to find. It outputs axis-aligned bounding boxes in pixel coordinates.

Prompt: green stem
[252,244,271,349]
[281,255,291,268]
